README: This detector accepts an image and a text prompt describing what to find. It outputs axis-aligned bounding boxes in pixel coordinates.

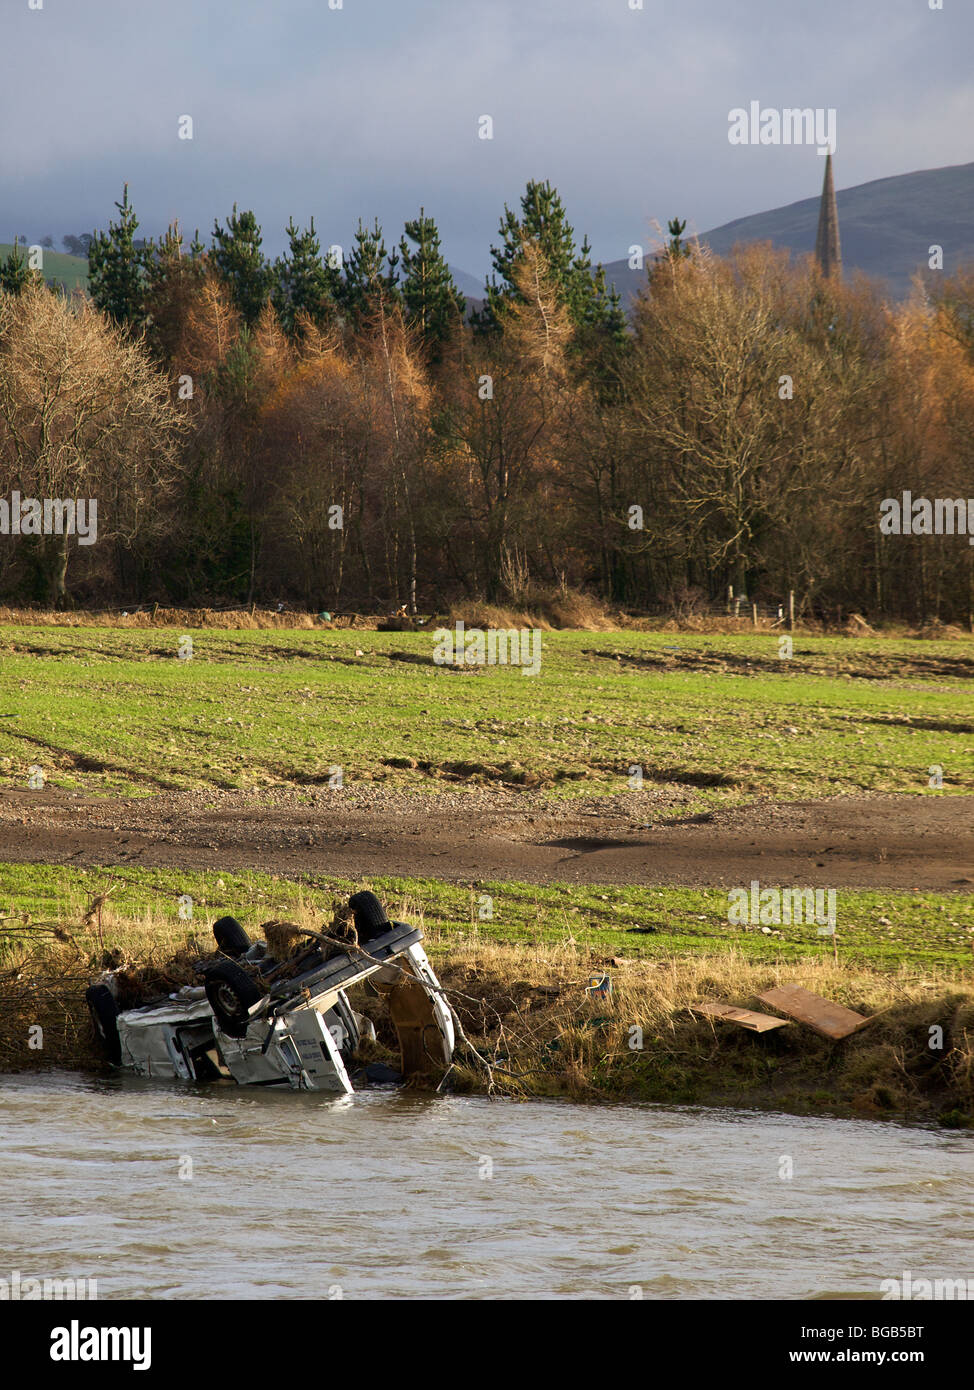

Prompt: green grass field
[0,625,971,801]
[2,624,972,977]
[0,244,89,292]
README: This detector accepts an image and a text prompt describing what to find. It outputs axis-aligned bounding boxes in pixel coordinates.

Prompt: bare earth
[0,786,971,891]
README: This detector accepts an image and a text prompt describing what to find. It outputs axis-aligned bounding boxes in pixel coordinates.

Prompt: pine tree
[398,210,465,356]
[87,185,148,328]
[338,218,399,327]
[210,206,273,327]
[477,180,620,334]
[272,217,340,337]
[666,217,690,260]
[141,222,207,364]
[144,222,188,282]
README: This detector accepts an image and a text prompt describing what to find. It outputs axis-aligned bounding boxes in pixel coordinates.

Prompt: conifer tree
[648,218,693,290]
[273,217,340,337]
[666,217,690,260]
[338,218,399,327]
[141,223,207,364]
[478,180,622,335]
[87,184,148,328]
[398,209,465,356]
[210,206,273,327]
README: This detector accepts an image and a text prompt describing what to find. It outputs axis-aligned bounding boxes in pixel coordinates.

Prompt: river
[1,1072,971,1300]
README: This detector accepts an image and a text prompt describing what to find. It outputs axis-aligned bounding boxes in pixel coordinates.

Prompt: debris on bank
[695,986,873,1041]
[694,1001,789,1033]
[756,984,872,1040]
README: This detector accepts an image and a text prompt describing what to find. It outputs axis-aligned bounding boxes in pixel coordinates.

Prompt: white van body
[104,930,454,1093]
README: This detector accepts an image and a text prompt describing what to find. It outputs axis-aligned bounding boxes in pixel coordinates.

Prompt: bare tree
[626,244,880,604]
[0,283,184,604]
[442,243,574,599]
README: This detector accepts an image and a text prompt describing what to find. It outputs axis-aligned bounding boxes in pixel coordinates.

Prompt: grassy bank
[2,861,973,970]
[0,624,972,802]
[2,863,971,1125]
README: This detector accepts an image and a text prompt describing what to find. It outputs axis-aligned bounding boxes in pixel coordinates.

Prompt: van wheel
[348,891,390,944]
[86,985,122,1065]
[212,916,251,958]
[204,960,265,1037]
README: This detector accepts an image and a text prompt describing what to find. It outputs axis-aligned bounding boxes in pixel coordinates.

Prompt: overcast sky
[3,0,972,279]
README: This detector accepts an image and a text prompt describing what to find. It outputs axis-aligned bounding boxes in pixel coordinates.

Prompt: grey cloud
[1,0,971,276]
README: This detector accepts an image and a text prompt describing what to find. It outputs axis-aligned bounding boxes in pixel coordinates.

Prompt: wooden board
[694,1001,791,1033]
[757,985,871,1040]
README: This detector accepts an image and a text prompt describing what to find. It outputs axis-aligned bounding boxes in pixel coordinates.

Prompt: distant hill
[600,161,974,309]
[448,264,487,304]
[448,264,486,318]
[0,245,89,292]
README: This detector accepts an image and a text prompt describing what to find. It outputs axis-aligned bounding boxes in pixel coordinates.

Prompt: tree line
[1,181,972,624]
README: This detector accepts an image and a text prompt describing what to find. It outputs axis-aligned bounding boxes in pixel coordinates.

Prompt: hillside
[600,161,974,308]
[448,264,487,304]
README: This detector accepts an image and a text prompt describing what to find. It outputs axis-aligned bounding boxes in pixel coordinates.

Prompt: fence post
[787,591,795,631]
[751,602,758,628]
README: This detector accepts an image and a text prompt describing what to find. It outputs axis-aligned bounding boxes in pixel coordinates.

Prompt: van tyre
[86,984,122,1065]
[212,916,251,958]
[204,960,266,1037]
[348,891,390,944]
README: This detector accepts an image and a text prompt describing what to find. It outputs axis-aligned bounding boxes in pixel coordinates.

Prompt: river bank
[2,913,971,1127]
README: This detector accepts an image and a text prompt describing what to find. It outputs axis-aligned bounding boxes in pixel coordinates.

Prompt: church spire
[814,151,842,278]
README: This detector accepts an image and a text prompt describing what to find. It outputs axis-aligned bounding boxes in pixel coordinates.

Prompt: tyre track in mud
[0,787,972,891]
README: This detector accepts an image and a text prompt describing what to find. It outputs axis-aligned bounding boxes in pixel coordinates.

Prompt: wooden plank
[694,1001,791,1033]
[757,984,871,1040]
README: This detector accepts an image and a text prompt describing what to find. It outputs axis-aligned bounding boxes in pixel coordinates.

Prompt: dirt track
[0,786,971,891]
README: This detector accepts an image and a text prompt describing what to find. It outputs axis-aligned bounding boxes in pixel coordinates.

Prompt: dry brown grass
[0,605,325,630]
[448,587,617,632]
[0,605,404,631]
[423,933,973,1118]
[913,621,970,641]
[0,602,968,637]
[2,903,971,1124]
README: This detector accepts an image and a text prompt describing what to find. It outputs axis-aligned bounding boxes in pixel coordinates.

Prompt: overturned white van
[85,891,454,1093]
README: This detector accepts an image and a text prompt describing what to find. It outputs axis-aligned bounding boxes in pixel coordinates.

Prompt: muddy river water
[1,1072,971,1300]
